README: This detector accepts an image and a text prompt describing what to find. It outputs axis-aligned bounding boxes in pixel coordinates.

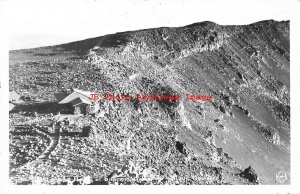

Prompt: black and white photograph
[1,0,300,193]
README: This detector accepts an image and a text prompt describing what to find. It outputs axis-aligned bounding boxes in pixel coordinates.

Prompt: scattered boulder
[239,166,259,184]
[175,141,187,156]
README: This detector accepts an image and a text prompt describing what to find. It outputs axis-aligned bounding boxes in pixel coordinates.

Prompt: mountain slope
[9,20,290,185]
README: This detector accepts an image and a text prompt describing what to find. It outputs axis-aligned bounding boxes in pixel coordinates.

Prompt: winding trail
[13,122,61,169]
[35,123,60,161]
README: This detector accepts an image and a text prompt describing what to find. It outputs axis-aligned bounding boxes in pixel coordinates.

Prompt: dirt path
[14,122,61,169]
[35,123,60,160]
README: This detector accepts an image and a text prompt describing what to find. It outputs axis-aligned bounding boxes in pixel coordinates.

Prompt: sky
[0,0,295,50]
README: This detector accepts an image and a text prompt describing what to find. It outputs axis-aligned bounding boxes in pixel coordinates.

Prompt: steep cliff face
[9,20,290,184]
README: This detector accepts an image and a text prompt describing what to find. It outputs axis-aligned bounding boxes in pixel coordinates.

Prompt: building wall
[58,103,74,114]
[93,103,100,113]
[74,104,89,115]
[74,106,81,115]
[59,103,97,115]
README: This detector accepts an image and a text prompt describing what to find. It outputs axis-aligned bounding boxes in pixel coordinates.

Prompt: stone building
[55,88,100,115]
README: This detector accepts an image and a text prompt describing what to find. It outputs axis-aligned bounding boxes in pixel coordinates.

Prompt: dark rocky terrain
[9,19,290,185]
